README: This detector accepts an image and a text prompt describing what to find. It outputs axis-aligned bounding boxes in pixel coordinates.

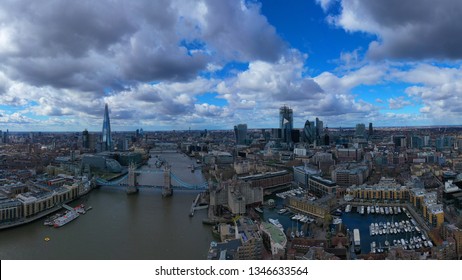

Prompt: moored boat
[268,218,283,230]
[53,210,79,228]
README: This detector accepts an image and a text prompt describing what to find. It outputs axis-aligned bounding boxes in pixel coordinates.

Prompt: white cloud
[315,0,336,12]
[0,0,290,130]
[388,96,412,109]
[322,0,462,60]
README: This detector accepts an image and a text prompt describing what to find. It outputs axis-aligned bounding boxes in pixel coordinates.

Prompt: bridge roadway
[96,173,208,189]
[103,184,207,190]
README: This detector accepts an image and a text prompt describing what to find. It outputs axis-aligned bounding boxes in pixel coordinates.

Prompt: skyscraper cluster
[303,117,324,145]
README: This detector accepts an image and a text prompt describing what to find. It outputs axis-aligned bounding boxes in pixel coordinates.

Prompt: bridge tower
[126,162,139,194]
[162,164,173,197]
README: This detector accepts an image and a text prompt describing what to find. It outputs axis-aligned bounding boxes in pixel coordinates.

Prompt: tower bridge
[95,163,208,195]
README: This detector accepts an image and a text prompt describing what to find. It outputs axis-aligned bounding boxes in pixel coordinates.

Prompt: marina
[338,205,431,254]
[256,188,317,240]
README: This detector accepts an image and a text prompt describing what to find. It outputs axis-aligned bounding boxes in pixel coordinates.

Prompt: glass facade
[102,103,112,151]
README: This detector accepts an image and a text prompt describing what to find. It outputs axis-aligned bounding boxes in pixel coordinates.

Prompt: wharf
[0,204,63,230]
[0,186,93,230]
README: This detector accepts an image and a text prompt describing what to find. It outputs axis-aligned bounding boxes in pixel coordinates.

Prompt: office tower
[436,136,454,151]
[82,129,90,149]
[411,135,423,149]
[88,133,97,151]
[102,103,112,151]
[291,129,300,143]
[392,135,406,147]
[3,129,8,144]
[423,135,430,147]
[368,123,373,137]
[271,128,282,139]
[303,120,315,144]
[324,133,330,146]
[234,124,248,145]
[279,105,293,145]
[315,117,323,142]
[355,123,366,138]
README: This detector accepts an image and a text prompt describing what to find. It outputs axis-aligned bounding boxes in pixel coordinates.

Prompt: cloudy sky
[0,0,462,131]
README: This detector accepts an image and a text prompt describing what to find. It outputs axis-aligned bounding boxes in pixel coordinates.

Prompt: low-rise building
[308,176,337,197]
[346,182,408,202]
[293,165,320,187]
[0,199,23,222]
[286,195,334,219]
[426,204,444,228]
[336,148,363,162]
[441,224,462,259]
[331,163,370,187]
[235,217,263,260]
[239,170,292,190]
[260,222,287,259]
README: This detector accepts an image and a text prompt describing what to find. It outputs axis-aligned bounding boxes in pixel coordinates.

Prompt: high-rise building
[234,124,248,145]
[3,129,9,144]
[392,135,406,148]
[423,135,430,147]
[355,123,366,138]
[279,105,293,145]
[82,129,90,149]
[368,123,373,137]
[303,120,315,144]
[411,135,423,149]
[291,129,300,143]
[102,103,112,151]
[315,118,323,142]
[324,133,330,146]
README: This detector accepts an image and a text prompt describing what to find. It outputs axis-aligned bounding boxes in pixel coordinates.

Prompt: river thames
[0,151,215,260]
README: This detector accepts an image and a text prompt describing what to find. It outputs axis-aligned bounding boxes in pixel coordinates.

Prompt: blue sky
[0,0,462,131]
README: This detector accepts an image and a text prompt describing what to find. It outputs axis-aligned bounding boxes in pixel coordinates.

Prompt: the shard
[102,103,112,151]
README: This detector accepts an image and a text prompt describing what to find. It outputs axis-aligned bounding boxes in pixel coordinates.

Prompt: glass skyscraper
[279,105,293,145]
[102,103,112,151]
[303,120,315,144]
[315,117,323,142]
[234,124,248,145]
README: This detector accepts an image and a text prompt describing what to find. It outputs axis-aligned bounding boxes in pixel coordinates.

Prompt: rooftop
[261,222,286,246]
[293,165,320,176]
[311,176,336,187]
[239,170,289,181]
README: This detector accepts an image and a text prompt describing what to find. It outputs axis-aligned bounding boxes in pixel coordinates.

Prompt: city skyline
[1,1,462,131]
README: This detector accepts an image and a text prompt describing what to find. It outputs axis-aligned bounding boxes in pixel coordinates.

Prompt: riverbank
[0,204,63,230]
[0,187,93,230]
[0,150,214,259]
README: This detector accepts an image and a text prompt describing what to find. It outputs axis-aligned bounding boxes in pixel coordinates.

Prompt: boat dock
[189,193,201,216]
[189,193,209,217]
[62,204,73,211]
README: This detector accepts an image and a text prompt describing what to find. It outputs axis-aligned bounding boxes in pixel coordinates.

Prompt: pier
[62,204,73,211]
[189,193,209,217]
[189,193,200,216]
